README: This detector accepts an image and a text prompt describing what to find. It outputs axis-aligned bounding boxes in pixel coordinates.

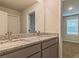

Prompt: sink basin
[11,38,31,42]
[0,35,52,44]
[0,38,32,44]
[11,39,25,42]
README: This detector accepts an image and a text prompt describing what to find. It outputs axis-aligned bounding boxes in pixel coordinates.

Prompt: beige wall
[44,0,60,33]
[62,15,79,43]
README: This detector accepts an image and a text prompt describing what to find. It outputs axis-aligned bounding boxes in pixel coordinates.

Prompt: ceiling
[0,0,37,11]
[63,0,79,16]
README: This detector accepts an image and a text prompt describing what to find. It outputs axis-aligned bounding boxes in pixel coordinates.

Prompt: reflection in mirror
[0,0,40,42]
[62,0,79,58]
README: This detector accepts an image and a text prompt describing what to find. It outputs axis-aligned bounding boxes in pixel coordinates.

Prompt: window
[66,16,78,35]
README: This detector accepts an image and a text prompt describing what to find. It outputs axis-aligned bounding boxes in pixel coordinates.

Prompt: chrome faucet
[5,32,13,41]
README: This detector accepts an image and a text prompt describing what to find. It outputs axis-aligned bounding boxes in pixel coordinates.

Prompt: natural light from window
[66,16,78,35]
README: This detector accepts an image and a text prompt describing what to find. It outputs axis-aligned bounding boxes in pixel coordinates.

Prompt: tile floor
[63,41,79,58]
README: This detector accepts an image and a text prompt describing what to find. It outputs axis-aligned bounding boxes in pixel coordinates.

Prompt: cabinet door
[8,15,20,34]
[42,38,58,49]
[42,44,58,58]
[28,52,41,58]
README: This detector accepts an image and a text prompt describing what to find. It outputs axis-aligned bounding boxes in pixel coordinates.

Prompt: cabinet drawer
[1,44,41,58]
[42,38,58,49]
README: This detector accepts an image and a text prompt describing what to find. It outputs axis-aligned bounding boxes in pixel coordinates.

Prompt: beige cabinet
[42,38,58,58]
[42,44,58,58]
[0,11,8,35]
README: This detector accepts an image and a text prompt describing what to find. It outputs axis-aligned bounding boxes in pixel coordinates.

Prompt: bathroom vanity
[0,34,58,58]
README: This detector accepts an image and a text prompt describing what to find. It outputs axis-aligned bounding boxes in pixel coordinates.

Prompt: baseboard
[63,40,79,44]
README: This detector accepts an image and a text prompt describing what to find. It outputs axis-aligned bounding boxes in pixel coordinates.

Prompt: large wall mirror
[0,0,45,35]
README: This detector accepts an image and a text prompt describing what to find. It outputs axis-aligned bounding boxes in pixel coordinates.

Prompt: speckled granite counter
[0,35,58,56]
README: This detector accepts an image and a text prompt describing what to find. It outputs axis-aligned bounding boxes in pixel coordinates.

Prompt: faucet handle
[38,31,40,33]
[5,32,8,35]
[5,32,13,35]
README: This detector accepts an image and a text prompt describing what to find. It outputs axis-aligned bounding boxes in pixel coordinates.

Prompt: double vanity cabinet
[0,37,58,58]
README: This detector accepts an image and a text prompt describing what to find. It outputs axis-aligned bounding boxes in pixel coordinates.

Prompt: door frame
[27,10,36,33]
[8,14,20,34]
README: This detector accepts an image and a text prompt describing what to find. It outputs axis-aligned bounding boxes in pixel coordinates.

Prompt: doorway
[8,15,20,34]
[29,12,35,33]
[62,0,79,58]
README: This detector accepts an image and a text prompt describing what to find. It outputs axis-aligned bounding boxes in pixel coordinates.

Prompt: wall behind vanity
[44,0,60,33]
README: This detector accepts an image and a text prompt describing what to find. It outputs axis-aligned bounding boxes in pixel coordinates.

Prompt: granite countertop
[0,34,58,56]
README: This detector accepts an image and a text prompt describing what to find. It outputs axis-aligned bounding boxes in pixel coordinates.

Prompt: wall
[62,15,79,43]
[0,6,21,33]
